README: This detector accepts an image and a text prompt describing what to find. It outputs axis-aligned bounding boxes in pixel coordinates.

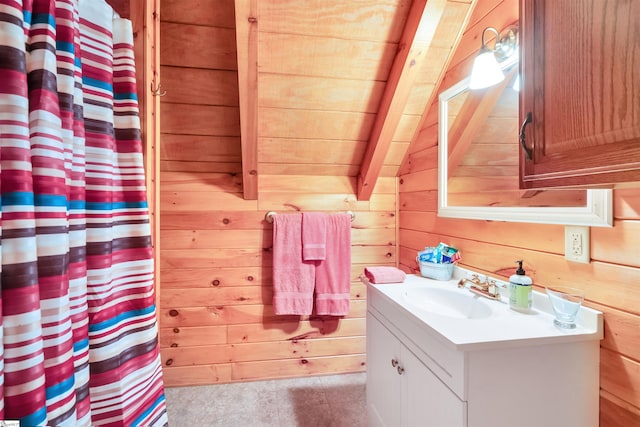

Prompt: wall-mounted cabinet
[519,0,640,189]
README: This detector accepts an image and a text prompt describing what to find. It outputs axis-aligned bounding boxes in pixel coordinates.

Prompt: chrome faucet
[457,274,502,300]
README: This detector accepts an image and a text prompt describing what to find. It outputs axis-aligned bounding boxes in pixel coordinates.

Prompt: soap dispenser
[509,260,532,311]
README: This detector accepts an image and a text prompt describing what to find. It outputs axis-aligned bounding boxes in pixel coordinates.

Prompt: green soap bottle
[509,260,532,311]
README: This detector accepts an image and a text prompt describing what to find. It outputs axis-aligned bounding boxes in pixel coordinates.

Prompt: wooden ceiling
[234,0,474,200]
[137,0,518,200]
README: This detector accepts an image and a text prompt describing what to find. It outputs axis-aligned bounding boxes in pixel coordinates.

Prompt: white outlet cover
[565,225,590,264]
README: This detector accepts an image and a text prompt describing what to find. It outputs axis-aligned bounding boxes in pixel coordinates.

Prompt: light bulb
[469,50,505,90]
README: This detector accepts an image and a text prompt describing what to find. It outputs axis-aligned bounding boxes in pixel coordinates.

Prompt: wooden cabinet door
[519,0,640,189]
[366,314,403,427]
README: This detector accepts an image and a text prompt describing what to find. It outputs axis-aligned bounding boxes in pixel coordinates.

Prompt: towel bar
[265,211,355,223]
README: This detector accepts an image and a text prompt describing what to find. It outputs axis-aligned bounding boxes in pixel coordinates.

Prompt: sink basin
[402,287,494,319]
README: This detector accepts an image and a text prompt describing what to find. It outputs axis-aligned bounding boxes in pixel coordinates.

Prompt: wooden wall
[157,0,398,386]
[159,0,242,174]
[158,174,397,386]
[398,0,640,426]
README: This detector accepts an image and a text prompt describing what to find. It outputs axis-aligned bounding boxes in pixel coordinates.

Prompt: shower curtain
[0,0,167,425]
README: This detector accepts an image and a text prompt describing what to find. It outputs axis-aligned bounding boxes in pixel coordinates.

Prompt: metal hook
[151,82,167,97]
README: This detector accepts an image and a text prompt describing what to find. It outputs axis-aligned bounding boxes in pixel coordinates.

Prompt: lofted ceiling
[154,0,517,200]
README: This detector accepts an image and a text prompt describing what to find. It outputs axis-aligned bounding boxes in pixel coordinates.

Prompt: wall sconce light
[469,26,519,90]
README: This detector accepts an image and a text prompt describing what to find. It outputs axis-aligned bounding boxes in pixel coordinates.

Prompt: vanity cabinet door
[519,0,640,189]
[367,313,466,427]
[403,347,466,427]
[366,314,403,427]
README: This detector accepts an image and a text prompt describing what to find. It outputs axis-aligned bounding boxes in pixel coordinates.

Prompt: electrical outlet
[565,225,590,263]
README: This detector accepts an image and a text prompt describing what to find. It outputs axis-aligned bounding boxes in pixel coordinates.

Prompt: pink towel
[272,214,315,315]
[302,212,327,261]
[364,266,406,284]
[315,213,352,316]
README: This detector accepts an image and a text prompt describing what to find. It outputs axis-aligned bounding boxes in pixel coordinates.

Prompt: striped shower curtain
[0,0,167,425]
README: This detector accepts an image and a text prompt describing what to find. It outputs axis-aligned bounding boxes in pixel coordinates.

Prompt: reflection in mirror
[438,62,612,226]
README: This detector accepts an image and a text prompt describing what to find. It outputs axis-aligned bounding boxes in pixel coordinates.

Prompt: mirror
[438,61,612,226]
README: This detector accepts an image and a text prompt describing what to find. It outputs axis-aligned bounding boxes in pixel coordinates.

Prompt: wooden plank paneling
[257,193,364,212]
[161,0,235,28]
[259,108,375,141]
[259,74,385,113]
[161,104,240,136]
[159,325,227,347]
[160,337,366,367]
[160,135,241,163]
[155,0,411,389]
[600,391,640,427]
[231,354,366,382]
[597,303,640,361]
[160,191,256,211]
[613,188,640,219]
[159,300,368,329]
[160,229,264,249]
[160,283,366,309]
[161,172,243,192]
[258,33,396,81]
[161,264,390,290]
[160,66,238,106]
[160,23,237,70]
[157,166,395,388]
[160,248,263,269]
[160,211,266,230]
[228,318,366,344]
[161,286,269,308]
[161,364,233,386]
[160,160,242,173]
[600,347,640,410]
[160,267,264,288]
[259,164,361,177]
[260,175,356,194]
[257,0,410,42]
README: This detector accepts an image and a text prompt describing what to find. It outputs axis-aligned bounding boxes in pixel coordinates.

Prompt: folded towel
[364,266,406,284]
[302,212,327,261]
[272,213,315,315]
[314,213,352,316]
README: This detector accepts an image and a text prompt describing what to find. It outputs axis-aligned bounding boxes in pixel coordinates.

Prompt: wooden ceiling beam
[234,0,258,200]
[357,0,448,201]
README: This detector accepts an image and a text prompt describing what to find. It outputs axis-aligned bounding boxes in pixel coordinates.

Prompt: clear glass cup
[545,286,585,329]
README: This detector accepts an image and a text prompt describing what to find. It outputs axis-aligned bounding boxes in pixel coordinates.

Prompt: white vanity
[365,270,603,427]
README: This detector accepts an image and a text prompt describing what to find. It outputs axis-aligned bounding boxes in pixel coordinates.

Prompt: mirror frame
[437,74,612,227]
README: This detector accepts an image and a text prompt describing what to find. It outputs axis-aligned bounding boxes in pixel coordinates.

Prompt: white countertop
[366,271,603,351]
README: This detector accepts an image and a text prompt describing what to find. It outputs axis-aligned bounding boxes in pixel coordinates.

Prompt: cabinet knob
[397,365,405,375]
[391,358,399,368]
[519,112,533,160]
